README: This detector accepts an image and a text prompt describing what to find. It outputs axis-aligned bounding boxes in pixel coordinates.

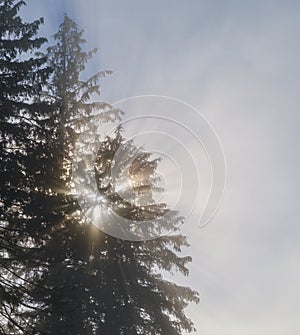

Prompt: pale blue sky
[23,1,300,333]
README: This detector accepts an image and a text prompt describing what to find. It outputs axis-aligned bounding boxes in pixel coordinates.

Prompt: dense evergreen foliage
[0,3,199,334]
[0,0,52,332]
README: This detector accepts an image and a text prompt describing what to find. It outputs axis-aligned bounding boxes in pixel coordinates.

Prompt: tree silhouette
[0,0,52,332]
[89,130,200,334]
[27,15,122,335]
[0,9,199,334]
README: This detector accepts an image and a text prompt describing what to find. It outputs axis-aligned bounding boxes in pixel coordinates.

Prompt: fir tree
[0,9,199,333]
[28,15,121,335]
[0,0,51,333]
[31,15,199,335]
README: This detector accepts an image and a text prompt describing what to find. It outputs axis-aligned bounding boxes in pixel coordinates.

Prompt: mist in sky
[23,1,300,333]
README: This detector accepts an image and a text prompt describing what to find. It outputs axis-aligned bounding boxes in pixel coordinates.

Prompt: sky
[22,1,300,334]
